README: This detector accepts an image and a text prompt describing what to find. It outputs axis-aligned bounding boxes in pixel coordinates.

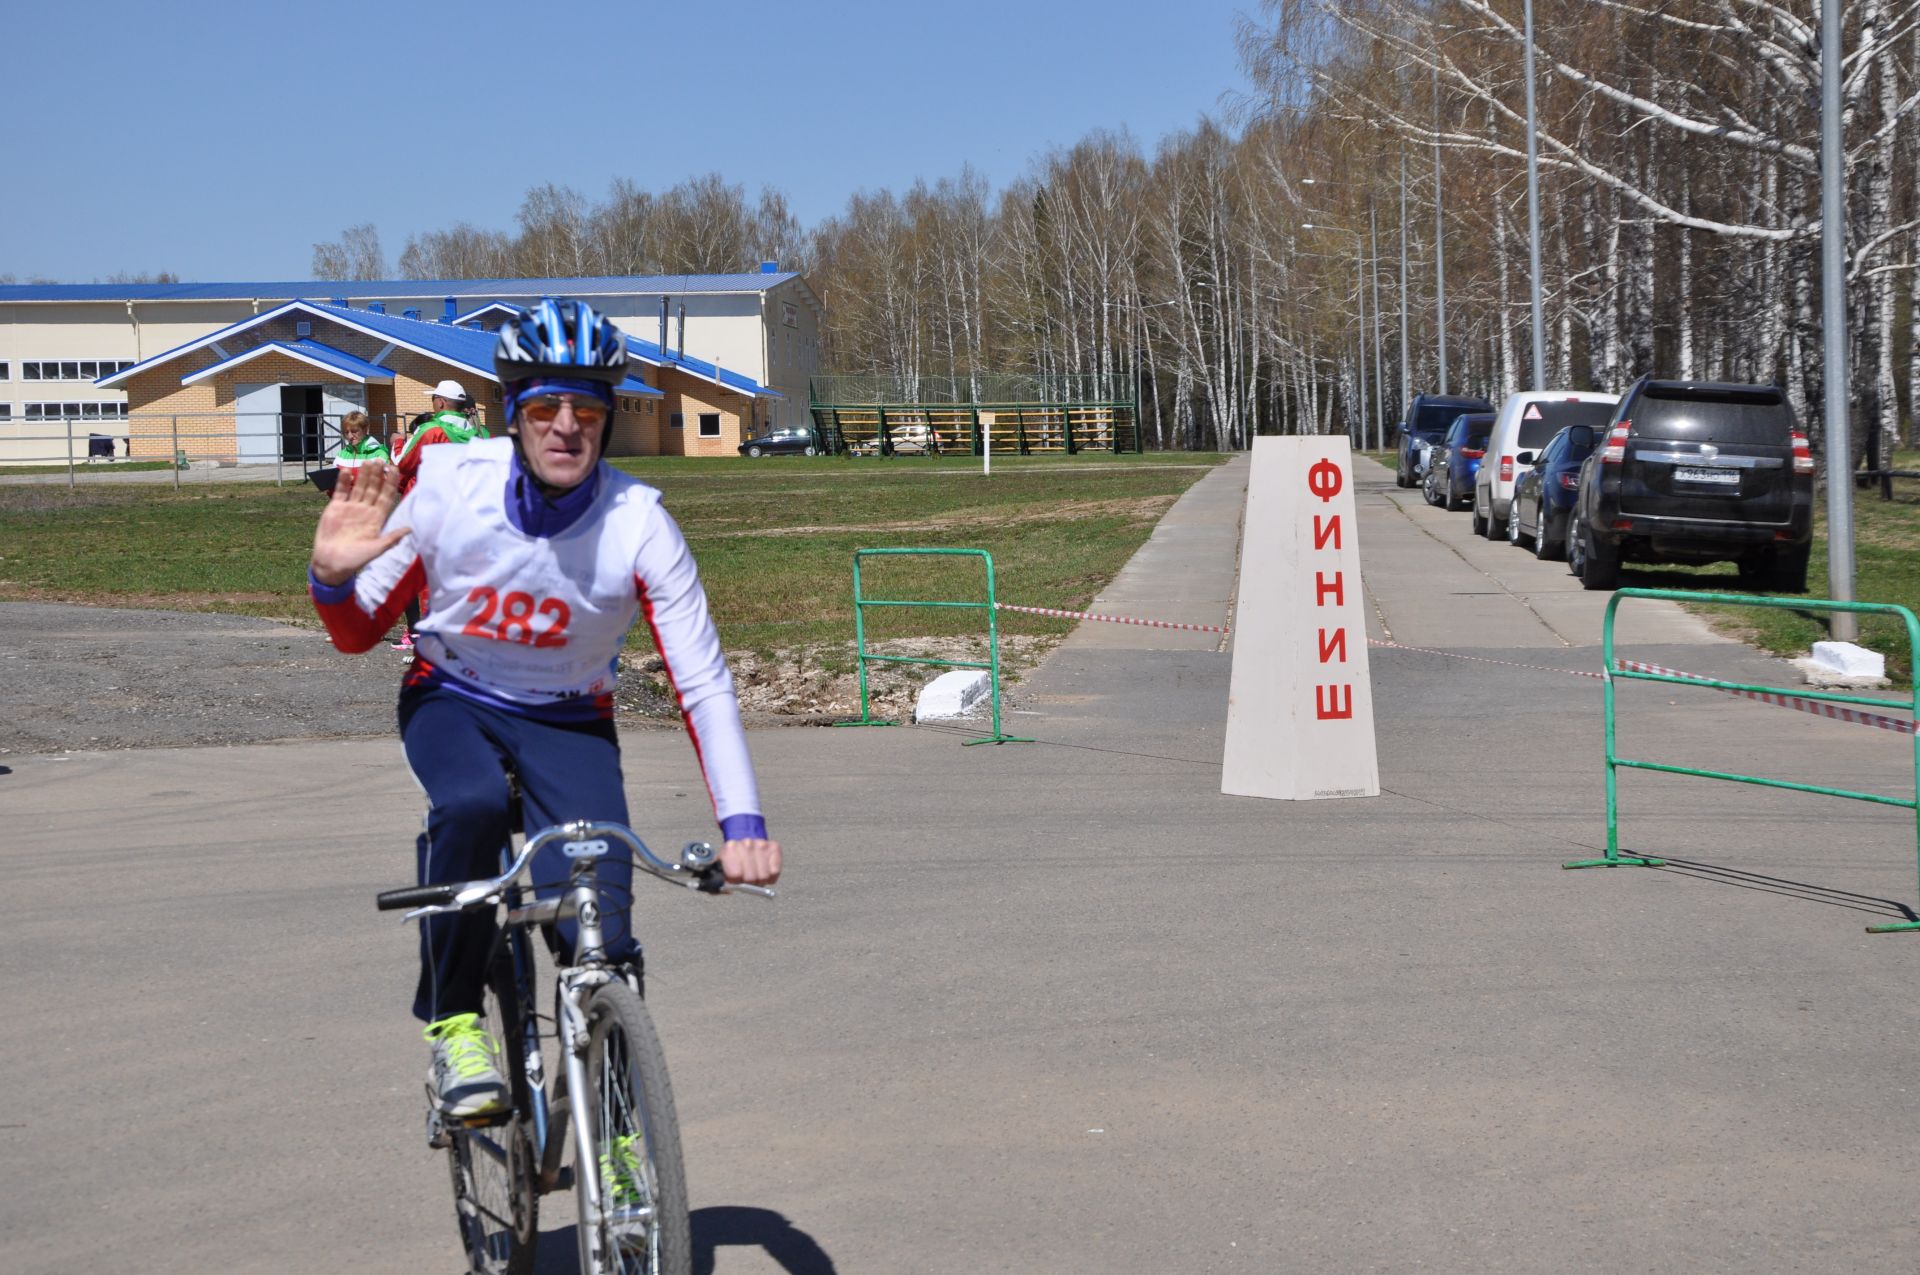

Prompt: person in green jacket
[393,380,487,493]
[335,410,389,470]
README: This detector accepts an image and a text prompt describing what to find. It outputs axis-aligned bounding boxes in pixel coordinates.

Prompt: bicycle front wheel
[448,954,539,1275]
[576,983,691,1275]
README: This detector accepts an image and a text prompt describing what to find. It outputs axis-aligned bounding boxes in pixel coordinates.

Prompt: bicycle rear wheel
[447,952,540,1274]
[576,982,690,1275]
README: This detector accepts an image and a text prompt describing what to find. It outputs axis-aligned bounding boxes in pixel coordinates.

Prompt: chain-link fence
[0,411,428,487]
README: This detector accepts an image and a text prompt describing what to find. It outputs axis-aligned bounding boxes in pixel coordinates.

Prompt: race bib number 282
[461,586,571,648]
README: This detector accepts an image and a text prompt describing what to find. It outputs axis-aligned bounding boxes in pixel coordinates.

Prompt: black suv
[1395,393,1494,487]
[1568,377,1814,592]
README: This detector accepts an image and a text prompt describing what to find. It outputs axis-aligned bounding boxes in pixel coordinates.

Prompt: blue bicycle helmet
[494,298,628,422]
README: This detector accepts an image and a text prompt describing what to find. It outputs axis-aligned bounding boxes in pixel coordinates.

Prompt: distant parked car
[739,427,820,457]
[1473,390,1618,538]
[848,422,934,456]
[1395,392,1492,487]
[1424,411,1495,510]
[1567,377,1814,592]
[1507,423,1599,560]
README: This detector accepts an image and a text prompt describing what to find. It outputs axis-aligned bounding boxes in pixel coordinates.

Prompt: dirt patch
[617,634,1057,725]
[0,601,1055,753]
[0,587,293,612]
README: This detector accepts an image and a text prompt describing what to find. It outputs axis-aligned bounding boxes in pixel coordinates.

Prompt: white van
[1472,390,1619,539]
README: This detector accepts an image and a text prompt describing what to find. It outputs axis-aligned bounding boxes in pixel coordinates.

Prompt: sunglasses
[520,394,609,427]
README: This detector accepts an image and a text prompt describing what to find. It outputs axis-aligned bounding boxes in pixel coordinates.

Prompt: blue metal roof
[3,273,802,303]
[303,303,662,396]
[619,330,782,399]
[91,299,802,399]
[182,339,397,385]
[452,301,524,327]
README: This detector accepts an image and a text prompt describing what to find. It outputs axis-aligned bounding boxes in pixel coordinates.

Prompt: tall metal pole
[1821,0,1857,638]
[1523,0,1547,390]
[1370,204,1386,448]
[1399,151,1411,418]
[1433,63,1448,391]
[1355,256,1370,447]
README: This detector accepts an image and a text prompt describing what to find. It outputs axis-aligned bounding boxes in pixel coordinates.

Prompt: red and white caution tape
[1363,637,1607,680]
[998,601,1915,736]
[994,602,1230,634]
[1615,659,1917,736]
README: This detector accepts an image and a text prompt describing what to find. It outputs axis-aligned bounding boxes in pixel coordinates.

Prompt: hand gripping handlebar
[376,819,775,914]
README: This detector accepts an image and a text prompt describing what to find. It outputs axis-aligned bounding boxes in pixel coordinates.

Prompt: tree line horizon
[74,2,1920,458]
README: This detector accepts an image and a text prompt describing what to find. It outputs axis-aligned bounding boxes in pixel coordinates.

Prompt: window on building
[24,401,125,420]
[17,360,133,381]
[669,412,684,429]
[0,362,9,380]
[698,413,721,438]
[0,404,11,420]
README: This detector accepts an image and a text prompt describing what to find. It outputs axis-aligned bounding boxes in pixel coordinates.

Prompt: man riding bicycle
[307,299,781,1119]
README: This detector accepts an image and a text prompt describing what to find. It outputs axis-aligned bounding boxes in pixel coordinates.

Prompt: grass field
[0,454,1224,658]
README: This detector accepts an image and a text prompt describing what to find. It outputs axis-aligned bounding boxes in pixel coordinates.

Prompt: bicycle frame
[397,819,772,1268]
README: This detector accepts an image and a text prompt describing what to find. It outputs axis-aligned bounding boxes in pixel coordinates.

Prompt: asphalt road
[6,454,1919,1273]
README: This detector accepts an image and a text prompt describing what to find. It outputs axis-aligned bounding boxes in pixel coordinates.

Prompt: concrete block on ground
[1793,641,1891,688]
[915,669,990,721]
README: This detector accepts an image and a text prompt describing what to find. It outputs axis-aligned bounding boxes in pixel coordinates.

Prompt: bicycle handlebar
[374,819,775,917]
[375,882,461,912]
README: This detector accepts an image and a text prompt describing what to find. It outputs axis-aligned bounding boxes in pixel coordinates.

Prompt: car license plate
[1676,466,1739,485]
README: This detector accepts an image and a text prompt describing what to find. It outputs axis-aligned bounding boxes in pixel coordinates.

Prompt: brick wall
[655,369,758,457]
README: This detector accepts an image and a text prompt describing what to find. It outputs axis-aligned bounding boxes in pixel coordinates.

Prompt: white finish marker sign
[1221,436,1380,801]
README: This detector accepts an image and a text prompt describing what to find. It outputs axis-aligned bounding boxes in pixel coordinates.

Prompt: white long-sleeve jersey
[310,438,762,830]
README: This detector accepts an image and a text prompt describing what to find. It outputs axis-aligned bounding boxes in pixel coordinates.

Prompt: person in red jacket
[390,380,487,648]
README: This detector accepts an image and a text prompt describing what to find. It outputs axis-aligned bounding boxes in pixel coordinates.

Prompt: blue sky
[4,0,1262,282]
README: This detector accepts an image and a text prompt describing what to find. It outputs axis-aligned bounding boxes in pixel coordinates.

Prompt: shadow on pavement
[1635,856,1918,923]
[530,1208,838,1274]
[693,1205,838,1274]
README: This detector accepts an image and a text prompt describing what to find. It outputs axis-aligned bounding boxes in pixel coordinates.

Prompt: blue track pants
[400,687,639,1022]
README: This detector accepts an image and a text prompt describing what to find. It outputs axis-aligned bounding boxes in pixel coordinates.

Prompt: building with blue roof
[90,299,783,465]
[0,268,822,461]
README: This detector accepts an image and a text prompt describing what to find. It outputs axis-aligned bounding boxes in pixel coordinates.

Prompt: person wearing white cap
[394,379,487,494]
[389,379,488,649]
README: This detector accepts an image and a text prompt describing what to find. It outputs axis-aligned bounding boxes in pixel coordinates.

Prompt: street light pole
[1399,150,1410,421]
[1433,61,1448,392]
[1370,203,1386,448]
[1523,0,1546,390]
[1821,0,1857,638]
[1355,256,1370,448]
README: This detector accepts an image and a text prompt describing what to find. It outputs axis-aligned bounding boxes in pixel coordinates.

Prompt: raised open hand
[311,461,410,586]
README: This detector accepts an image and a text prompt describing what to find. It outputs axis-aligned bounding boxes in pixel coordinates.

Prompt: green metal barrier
[1566,587,1920,932]
[839,548,1032,746]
